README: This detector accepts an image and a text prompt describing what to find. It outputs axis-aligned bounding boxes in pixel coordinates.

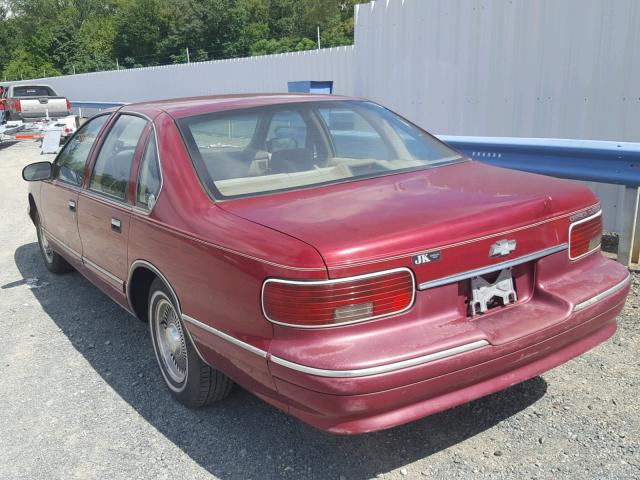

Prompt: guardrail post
[632,198,640,265]
[617,186,640,266]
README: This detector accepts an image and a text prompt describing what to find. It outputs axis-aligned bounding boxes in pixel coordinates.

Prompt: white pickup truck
[1,84,71,122]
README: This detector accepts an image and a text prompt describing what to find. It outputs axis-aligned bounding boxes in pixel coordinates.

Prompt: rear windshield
[177,100,463,199]
[12,86,56,97]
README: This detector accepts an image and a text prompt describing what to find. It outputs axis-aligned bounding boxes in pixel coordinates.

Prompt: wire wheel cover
[38,223,53,262]
[154,298,188,383]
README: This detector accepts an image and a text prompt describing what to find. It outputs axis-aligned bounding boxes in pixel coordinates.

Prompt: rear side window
[136,133,161,210]
[55,114,109,186]
[12,86,55,97]
[89,114,148,201]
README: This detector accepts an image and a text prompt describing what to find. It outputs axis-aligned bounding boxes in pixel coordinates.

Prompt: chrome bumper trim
[270,340,490,378]
[418,244,568,290]
[573,274,631,312]
[182,314,268,358]
[182,313,489,378]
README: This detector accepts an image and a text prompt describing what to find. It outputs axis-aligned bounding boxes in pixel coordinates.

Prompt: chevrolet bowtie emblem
[490,239,517,257]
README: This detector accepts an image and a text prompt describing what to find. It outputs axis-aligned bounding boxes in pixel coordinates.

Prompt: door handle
[68,200,76,212]
[111,218,122,233]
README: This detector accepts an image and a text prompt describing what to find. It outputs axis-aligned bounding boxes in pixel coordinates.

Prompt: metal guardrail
[70,101,126,119]
[439,135,640,266]
[438,136,640,187]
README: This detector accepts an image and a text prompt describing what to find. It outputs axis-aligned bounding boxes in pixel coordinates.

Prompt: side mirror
[22,161,53,182]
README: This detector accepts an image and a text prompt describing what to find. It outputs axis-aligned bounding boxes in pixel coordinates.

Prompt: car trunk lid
[218,161,599,284]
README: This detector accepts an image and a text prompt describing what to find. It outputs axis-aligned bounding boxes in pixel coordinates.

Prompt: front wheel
[35,212,73,274]
[148,278,233,407]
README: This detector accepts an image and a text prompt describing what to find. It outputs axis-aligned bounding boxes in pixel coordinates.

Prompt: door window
[55,114,109,186]
[136,132,161,210]
[89,114,148,201]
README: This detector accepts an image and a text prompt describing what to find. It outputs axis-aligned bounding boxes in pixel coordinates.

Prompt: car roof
[121,93,360,118]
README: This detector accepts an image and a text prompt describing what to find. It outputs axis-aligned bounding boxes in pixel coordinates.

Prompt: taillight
[14,99,21,112]
[569,211,602,260]
[65,98,71,111]
[262,268,415,327]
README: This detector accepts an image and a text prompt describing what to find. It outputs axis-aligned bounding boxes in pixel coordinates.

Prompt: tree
[3,48,60,80]
[0,0,362,80]
[113,0,164,62]
[71,14,117,73]
[0,6,24,76]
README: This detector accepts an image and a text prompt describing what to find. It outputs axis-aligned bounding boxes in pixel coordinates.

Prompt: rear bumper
[12,111,70,121]
[266,267,629,434]
[185,251,630,434]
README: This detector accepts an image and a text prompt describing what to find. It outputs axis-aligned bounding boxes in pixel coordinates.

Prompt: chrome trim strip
[327,203,600,271]
[573,274,631,312]
[182,314,268,358]
[261,267,416,329]
[82,189,133,211]
[568,210,602,261]
[270,340,490,378]
[57,241,82,260]
[182,311,489,378]
[418,244,568,290]
[83,257,124,288]
[42,227,82,260]
[126,260,176,309]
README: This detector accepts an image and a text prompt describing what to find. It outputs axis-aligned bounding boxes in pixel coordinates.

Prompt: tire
[35,211,74,274]
[148,278,233,407]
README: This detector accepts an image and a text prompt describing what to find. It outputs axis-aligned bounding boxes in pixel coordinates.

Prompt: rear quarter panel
[127,112,327,391]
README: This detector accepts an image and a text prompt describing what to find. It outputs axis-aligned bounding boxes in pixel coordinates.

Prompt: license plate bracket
[469,268,517,316]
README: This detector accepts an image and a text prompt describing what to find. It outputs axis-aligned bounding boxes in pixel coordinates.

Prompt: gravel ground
[0,141,638,480]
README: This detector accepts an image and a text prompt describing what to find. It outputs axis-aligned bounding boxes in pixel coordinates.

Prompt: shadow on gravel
[14,241,548,480]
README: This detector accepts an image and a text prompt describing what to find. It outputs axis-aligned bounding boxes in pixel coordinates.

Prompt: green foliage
[0,0,362,81]
[3,48,61,80]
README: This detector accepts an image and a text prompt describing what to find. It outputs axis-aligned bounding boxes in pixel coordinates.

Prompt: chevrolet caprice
[22,94,630,434]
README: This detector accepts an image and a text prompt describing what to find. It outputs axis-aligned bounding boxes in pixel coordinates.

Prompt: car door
[39,114,110,262]
[77,113,149,296]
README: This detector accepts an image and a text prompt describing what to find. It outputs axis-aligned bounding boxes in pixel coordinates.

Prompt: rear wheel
[35,211,73,274]
[148,278,233,407]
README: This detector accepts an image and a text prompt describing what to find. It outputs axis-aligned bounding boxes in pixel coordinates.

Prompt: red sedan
[22,94,630,434]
